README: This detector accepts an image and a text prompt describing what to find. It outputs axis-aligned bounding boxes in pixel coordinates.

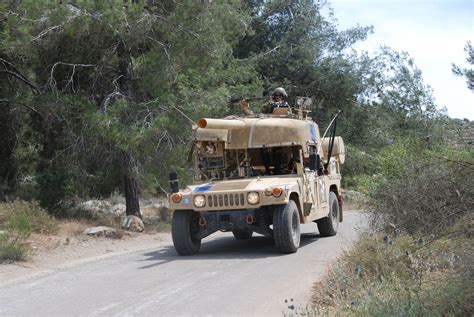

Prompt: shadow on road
[138,232,322,269]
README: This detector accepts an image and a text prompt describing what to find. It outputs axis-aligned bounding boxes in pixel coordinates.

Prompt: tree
[235,1,375,142]
[452,41,474,91]
[0,0,454,213]
[0,1,261,215]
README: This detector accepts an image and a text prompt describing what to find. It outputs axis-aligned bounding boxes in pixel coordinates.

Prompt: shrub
[62,206,122,229]
[342,145,377,190]
[0,200,59,235]
[312,224,473,316]
[312,136,473,315]
[0,236,29,263]
[0,213,32,263]
[369,143,473,235]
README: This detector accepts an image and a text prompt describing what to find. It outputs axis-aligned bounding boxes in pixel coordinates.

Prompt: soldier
[262,87,289,114]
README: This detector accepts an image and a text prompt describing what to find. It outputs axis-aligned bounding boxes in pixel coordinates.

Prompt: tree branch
[0,70,40,93]
[99,91,125,113]
[236,45,281,62]
[153,13,199,38]
[0,99,42,116]
[0,58,40,93]
[47,62,95,91]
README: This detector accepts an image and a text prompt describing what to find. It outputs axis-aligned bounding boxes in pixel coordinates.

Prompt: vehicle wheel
[232,228,253,240]
[172,210,201,255]
[317,191,339,236]
[273,200,301,253]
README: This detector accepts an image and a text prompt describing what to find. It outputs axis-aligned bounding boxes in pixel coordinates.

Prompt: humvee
[169,98,345,255]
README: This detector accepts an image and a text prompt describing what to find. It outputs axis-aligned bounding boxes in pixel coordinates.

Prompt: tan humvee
[169,98,345,255]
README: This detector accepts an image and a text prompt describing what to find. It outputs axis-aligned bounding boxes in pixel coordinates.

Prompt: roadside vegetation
[0,198,170,263]
[311,139,473,316]
[0,200,58,262]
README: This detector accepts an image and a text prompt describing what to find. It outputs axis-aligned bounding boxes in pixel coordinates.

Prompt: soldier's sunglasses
[273,93,283,97]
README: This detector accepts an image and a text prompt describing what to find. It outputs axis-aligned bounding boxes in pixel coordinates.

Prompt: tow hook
[245,215,256,224]
[199,216,207,227]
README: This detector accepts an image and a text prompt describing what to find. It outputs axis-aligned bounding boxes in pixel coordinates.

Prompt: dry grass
[311,215,474,316]
[0,200,59,235]
[0,199,171,263]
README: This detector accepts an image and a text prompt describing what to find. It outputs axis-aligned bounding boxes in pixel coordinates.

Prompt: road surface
[0,212,365,316]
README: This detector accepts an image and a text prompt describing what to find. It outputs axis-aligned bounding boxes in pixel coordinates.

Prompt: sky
[325,0,474,120]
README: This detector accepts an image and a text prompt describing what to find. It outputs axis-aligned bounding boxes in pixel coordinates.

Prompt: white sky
[325,0,474,120]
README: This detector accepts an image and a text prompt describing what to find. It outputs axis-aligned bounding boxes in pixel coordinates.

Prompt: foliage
[0,0,457,218]
[369,140,473,235]
[452,41,474,91]
[0,209,32,263]
[0,1,262,214]
[0,200,58,234]
[312,129,474,315]
[0,234,29,263]
[341,145,377,191]
[235,1,374,134]
[312,224,474,316]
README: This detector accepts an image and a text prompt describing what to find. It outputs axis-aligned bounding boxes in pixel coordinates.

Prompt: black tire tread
[317,192,339,236]
[172,210,201,255]
[273,200,300,253]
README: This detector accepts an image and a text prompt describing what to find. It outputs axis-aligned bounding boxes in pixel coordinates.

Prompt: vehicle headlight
[247,192,260,205]
[193,195,206,208]
[264,187,273,196]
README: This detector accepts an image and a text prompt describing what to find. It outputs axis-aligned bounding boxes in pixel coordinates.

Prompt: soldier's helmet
[272,87,288,100]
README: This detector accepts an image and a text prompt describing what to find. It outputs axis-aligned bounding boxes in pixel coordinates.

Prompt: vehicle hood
[186,176,299,193]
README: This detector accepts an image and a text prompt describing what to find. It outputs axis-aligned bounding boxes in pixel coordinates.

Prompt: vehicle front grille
[208,193,245,208]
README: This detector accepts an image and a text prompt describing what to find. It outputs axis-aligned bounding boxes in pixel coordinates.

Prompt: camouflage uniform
[262,100,290,114]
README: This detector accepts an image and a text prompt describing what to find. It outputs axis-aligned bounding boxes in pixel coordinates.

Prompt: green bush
[312,223,473,316]
[369,143,473,235]
[0,236,29,263]
[0,200,59,235]
[341,145,377,190]
[36,167,75,215]
[312,136,473,316]
[0,212,32,263]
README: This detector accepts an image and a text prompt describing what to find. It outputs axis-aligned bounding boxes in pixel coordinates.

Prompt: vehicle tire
[317,191,339,236]
[172,210,201,255]
[273,200,301,253]
[232,228,253,240]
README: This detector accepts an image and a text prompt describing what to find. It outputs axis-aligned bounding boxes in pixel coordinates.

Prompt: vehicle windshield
[194,141,302,180]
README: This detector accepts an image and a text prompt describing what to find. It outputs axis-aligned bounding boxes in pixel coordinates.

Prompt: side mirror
[169,172,179,193]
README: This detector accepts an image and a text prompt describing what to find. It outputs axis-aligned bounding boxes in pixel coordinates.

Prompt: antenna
[317,110,342,155]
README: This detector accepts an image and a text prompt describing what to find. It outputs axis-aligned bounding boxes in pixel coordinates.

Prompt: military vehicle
[169,98,345,255]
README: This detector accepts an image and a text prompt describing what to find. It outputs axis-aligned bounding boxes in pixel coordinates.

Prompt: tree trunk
[0,103,17,200]
[117,41,141,217]
[123,151,141,217]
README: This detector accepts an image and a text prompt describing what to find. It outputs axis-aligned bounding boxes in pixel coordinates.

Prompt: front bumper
[191,209,272,239]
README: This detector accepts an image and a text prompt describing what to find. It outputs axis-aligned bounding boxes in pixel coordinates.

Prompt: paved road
[0,212,365,316]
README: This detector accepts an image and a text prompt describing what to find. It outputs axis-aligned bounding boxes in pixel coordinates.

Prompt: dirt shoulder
[0,220,172,287]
